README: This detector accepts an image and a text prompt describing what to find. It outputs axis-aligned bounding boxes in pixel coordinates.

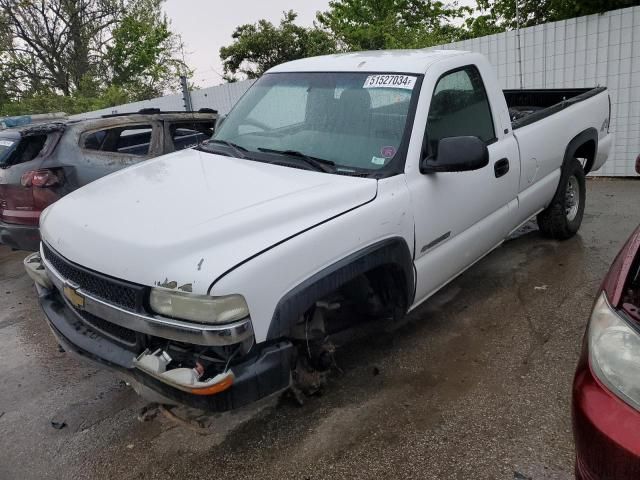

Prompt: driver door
[406,63,520,306]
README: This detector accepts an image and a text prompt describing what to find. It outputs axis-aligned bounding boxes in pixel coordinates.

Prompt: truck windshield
[213,72,421,173]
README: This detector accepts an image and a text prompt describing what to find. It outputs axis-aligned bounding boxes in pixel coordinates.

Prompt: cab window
[425,66,495,155]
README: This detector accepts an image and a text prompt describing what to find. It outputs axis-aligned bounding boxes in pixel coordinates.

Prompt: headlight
[149,289,249,324]
[589,292,640,410]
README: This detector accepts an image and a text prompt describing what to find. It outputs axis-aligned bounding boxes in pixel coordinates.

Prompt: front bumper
[40,289,293,411]
[30,249,293,411]
[573,355,640,479]
[0,220,40,251]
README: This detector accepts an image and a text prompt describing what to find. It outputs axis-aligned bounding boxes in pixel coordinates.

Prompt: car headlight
[589,292,640,410]
[149,289,249,324]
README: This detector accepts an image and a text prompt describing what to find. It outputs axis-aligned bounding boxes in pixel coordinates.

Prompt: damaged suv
[1,110,216,251]
[26,50,612,411]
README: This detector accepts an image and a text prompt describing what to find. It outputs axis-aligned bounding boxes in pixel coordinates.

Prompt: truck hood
[40,149,377,293]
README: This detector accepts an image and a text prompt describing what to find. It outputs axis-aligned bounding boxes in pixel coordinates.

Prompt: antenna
[516,0,524,89]
[178,36,194,112]
[180,75,193,111]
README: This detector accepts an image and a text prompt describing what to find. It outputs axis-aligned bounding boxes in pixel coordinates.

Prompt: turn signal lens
[190,375,234,395]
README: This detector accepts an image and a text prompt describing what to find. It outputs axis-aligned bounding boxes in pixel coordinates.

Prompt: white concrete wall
[431,6,640,176]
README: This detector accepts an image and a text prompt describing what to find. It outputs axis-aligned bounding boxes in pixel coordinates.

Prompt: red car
[573,172,640,477]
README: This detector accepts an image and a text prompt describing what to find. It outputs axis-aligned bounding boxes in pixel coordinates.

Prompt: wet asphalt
[0,178,639,480]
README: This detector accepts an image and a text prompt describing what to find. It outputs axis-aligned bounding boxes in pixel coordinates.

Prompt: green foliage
[317,0,640,49]
[316,0,470,51]
[106,0,187,100]
[459,14,506,40]
[220,11,338,79]
[0,0,187,115]
[474,0,640,30]
[0,86,130,117]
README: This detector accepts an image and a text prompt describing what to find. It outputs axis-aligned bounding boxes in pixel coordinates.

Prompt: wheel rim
[565,175,580,222]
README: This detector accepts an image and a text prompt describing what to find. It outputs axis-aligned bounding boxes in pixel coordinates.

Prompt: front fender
[209,175,415,343]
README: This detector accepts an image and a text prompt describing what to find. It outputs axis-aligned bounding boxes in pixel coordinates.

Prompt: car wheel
[537,158,586,240]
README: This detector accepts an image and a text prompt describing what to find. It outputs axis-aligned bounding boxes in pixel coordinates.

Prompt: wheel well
[574,139,596,174]
[291,263,409,339]
[267,238,414,340]
[363,263,409,310]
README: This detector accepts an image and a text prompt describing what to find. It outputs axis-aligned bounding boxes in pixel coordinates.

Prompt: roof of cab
[268,49,470,74]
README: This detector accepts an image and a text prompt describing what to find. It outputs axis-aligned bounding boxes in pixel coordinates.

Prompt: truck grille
[75,308,138,345]
[42,242,144,310]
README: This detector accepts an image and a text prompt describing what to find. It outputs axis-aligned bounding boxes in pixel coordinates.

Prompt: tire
[537,158,586,240]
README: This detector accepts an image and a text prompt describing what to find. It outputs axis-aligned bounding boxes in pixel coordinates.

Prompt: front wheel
[537,158,586,240]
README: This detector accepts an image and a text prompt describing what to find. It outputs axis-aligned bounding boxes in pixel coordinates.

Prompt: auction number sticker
[363,74,417,90]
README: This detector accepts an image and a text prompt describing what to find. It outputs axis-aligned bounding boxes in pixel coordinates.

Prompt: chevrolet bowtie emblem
[63,284,85,309]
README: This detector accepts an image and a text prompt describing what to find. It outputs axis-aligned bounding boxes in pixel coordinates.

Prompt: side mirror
[420,136,489,174]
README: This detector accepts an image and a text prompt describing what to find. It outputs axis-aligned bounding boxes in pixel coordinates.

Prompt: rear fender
[564,128,598,175]
[548,128,598,204]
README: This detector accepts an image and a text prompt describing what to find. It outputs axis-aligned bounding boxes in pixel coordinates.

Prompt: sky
[163,0,332,87]
[163,0,478,88]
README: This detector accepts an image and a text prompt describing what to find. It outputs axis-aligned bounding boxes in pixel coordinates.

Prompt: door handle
[494,158,510,178]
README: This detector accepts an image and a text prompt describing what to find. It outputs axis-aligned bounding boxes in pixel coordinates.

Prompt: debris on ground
[50,421,67,430]
[513,472,532,480]
[159,405,207,433]
[137,403,160,423]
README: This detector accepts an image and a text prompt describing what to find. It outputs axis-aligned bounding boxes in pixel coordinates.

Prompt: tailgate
[0,130,59,226]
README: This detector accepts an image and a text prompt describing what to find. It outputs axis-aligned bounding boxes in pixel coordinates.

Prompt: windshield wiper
[200,139,248,158]
[257,148,335,173]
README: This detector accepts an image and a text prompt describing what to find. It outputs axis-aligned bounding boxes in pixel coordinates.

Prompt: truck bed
[505,87,607,129]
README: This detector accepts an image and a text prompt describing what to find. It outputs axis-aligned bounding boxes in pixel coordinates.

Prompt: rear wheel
[537,158,586,240]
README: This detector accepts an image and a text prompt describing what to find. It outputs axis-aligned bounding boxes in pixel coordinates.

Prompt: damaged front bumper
[30,249,293,411]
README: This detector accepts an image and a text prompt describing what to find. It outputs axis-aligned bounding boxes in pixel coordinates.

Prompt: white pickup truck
[26,50,612,410]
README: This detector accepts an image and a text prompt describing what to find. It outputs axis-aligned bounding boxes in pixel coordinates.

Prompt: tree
[0,12,15,107]
[105,0,188,100]
[473,0,640,31]
[571,0,640,15]
[316,0,470,51]
[0,0,122,96]
[220,10,338,80]
[459,14,506,40]
[0,0,186,107]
